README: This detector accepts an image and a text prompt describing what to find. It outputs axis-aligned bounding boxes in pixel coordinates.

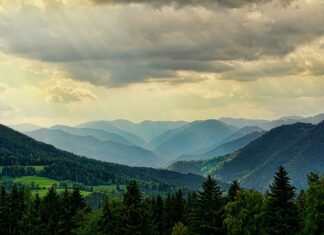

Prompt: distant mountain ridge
[0,124,205,189]
[26,128,165,168]
[50,125,134,146]
[175,131,265,162]
[10,113,324,169]
[169,121,324,191]
[76,120,148,148]
[77,120,187,142]
[219,113,324,130]
[153,120,238,160]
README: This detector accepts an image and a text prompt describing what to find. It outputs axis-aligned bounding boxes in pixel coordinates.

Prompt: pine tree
[123,180,150,235]
[163,190,185,234]
[58,188,72,234]
[40,186,60,235]
[171,189,185,224]
[185,191,199,235]
[296,189,306,231]
[227,180,242,202]
[152,195,164,235]
[0,186,9,234]
[264,166,299,235]
[19,191,42,235]
[100,199,116,234]
[192,175,225,235]
[8,184,25,235]
[70,188,89,233]
[164,193,174,235]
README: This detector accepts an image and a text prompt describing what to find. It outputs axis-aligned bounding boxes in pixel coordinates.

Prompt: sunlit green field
[0,175,91,197]
[13,175,58,187]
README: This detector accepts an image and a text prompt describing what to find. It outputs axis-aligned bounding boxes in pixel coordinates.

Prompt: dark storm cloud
[0,0,323,87]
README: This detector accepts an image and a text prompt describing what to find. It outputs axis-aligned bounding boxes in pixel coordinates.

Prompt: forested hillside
[175,131,264,161]
[169,122,324,191]
[0,124,205,191]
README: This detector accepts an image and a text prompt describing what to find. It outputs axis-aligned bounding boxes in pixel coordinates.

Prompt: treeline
[0,166,323,235]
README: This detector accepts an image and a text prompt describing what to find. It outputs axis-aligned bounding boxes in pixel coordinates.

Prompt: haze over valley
[4,112,323,191]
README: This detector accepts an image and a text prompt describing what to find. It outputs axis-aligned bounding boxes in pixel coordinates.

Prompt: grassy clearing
[0,176,91,197]
[13,176,58,188]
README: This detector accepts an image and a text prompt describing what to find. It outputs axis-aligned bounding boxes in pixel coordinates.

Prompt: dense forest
[0,166,323,235]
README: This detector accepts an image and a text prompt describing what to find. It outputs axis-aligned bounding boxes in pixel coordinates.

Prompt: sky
[0,0,324,126]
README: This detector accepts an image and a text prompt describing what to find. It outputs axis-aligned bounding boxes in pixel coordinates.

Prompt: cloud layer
[0,0,323,88]
[0,0,324,124]
[92,0,293,8]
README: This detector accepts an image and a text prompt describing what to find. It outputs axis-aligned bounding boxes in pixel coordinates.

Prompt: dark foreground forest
[0,166,323,235]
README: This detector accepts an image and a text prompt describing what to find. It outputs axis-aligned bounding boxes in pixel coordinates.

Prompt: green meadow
[0,175,91,197]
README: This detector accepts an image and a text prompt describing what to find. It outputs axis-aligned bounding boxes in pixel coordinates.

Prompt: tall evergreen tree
[19,191,42,235]
[264,166,299,235]
[58,188,72,234]
[164,193,174,235]
[40,186,60,235]
[100,199,116,234]
[185,191,199,235]
[152,195,164,235]
[0,186,9,234]
[99,198,124,235]
[8,184,25,235]
[227,180,242,202]
[123,180,150,235]
[70,188,89,233]
[171,190,185,224]
[296,189,306,232]
[192,175,225,235]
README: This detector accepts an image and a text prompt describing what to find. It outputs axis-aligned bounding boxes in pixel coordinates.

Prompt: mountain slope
[149,123,191,149]
[197,126,265,154]
[76,121,147,148]
[26,128,164,167]
[0,124,205,189]
[106,120,187,142]
[175,131,265,161]
[210,122,324,191]
[50,125,133,146]
[154,120,237,160]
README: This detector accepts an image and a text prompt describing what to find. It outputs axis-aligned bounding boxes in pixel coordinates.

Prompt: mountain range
[175,131,265,162]
[220,113,324,130]
[7,113,324,169]
[26,128,165,168]
[0,124,205,190]
[3,113,324,191]
[153,120,238,160]
[169,122,324,191]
